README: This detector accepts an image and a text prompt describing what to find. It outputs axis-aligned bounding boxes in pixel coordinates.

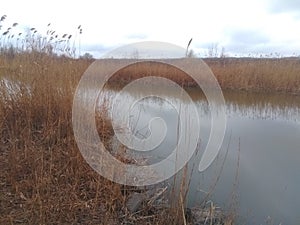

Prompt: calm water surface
[99,87,300,225]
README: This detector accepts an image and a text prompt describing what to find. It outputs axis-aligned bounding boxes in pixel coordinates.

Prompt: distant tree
[208,43,219,58]
[187,49,196,58]
[207,43,227,58]
[220,47,226,58]
[80,52,94,60]
[131,50,139,59]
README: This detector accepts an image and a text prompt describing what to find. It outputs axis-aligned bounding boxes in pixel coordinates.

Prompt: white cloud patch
[2,0,300,57]
[267,0,300,14]
[228,29,270,45]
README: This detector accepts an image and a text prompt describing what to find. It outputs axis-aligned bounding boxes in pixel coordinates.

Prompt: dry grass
[206,57,300,94]
[106,58,300,95]
[0,18,211,222]
[0,53,115,224]
[0,50,297,224]
[1,46,298,224]
[2,17,297,223]
[0,53,201,224]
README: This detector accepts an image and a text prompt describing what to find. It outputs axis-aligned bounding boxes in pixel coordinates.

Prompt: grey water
[99,87,300,225]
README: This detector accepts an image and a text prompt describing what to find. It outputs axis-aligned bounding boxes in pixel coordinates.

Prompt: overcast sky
[1,0,300,58]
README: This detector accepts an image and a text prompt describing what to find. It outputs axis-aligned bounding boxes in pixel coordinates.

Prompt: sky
[1,0,300,58]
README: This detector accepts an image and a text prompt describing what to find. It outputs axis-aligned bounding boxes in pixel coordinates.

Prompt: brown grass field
[107,57,300,95]
[1,13,299,224]
[0,50,299,224]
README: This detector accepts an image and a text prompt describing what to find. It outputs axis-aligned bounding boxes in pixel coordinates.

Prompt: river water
[99,87,300,225]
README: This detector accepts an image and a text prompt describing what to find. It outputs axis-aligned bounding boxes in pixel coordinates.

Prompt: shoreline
[0,53,298,224]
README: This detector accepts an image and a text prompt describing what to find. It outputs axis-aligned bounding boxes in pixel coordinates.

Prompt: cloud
[125,33,148,40]
[220,28,271,54]
[224,41,300,56]
[192,27,274,54]
[193,27,300,56]
[228,29,270,46]
[267,0,300,14]
[102,41,185,59]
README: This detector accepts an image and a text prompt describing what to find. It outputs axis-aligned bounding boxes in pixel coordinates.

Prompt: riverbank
[1,52,298,224]
[106,57,300,95]
[0,52,236,224]
[1,53,300,95]
[206,57,300,95]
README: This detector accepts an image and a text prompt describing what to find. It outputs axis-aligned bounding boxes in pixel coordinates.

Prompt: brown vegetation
[206,57,300,94]
[1,50,298,224]
[1,53,230,224]
[1,15,298,224]
[107,58,300,95]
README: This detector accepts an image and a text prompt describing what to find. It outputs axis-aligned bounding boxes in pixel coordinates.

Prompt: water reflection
[97,87,300,225]
[100,86,300,124]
